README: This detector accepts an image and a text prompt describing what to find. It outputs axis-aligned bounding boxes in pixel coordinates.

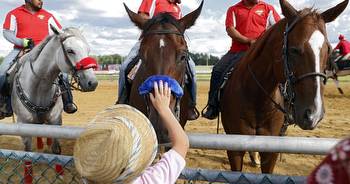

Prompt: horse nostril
[88,81,92,87]
[304,109,312,121]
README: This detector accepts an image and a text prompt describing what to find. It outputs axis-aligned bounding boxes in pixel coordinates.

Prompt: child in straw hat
[74,81,189,184]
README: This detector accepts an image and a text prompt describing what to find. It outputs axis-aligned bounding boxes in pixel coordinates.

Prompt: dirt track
[0,80,349,176]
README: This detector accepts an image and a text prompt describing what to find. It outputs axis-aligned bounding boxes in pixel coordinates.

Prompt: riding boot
[187,101,199,121]
[59,77,77,114]
[202,90,219,120]
[0,95,13,119]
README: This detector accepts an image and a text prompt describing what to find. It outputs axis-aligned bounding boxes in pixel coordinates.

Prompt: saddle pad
[127,59,142,81]
[138,75,183,98]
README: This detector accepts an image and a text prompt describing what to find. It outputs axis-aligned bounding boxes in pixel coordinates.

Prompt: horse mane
[25,27,88,62]
[236,7,324,69]
[63,27,89,45]
[143,13,182,33]
[25,35,55,62]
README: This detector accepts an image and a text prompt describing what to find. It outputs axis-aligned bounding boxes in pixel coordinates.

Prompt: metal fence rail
[0,123,340,155]
[0,149,306,184]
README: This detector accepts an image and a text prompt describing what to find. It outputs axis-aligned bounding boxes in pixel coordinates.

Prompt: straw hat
[74,105,158,184]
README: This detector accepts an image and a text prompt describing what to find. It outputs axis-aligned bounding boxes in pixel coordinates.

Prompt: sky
[0,0,349,57]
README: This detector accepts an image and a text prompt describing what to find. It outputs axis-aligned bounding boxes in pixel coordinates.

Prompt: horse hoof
[52,144,61,155]
[338,88,344,95]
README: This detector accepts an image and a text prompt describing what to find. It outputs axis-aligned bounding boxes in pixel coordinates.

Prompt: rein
[248,16,328,133]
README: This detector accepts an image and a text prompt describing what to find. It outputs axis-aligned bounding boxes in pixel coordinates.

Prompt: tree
[93,54,124,65]
[0,57,3,65]
[189,52,219,65]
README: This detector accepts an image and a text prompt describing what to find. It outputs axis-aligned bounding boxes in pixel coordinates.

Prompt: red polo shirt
[335,40,350,56]
[3,5,62,48]
[138,0,182,20]
[226,1,280,52]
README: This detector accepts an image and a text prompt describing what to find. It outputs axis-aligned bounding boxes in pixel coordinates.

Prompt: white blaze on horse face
[308,30,325,126]
[159,39,166,48]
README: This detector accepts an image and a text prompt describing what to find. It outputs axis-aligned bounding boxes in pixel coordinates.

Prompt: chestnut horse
[221,0,348,173]
[124,2,203,143]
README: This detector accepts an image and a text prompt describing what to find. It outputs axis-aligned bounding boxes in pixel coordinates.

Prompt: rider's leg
[59,73,77,114]
[117,41,141,104]
[0,49,21,91]
[202,52,245,120]
[186,57,199,120]
[0,49,20,118]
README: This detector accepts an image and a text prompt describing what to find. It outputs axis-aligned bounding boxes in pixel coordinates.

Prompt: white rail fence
[0,123,339,183]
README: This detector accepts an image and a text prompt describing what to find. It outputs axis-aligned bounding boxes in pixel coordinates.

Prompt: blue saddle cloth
[139,75,184,98]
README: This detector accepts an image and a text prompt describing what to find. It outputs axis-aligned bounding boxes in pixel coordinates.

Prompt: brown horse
[221,0,348,173]
[124,2,203,143]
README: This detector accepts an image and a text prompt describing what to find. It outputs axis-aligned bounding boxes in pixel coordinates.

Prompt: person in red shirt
[118,0,199,120]
[334,34,350,62]
[0,0,77,117]
[202,0,280,119]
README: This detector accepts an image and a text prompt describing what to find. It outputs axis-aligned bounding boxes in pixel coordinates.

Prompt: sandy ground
[0,80,349,177]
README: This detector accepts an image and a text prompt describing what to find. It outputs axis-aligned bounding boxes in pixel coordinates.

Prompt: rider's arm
[138,0,153,19]
[48,15,62,35]
[226,26,253,45]
[266,6,281,28]
[3,29,24,47]
[225,7,254,45]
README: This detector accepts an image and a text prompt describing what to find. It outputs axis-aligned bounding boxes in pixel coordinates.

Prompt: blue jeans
[207,52,245,107]
[0,49,21,90]
[118,42,197,105]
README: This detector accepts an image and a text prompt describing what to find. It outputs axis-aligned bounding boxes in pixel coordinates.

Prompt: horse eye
[67,49,75,55]
[178,53,188,62]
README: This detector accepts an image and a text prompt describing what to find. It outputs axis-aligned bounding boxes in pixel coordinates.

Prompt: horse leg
[227,151,245,171]
[22,136,33,184]
[52,138,64,176]
[249,152,261,167]
[36,137,44,150]
[334,78,344,95]
[50,118,64,176]
[259,152,279,173]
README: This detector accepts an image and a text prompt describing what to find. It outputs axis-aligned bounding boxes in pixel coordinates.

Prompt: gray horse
[11,26,98,158]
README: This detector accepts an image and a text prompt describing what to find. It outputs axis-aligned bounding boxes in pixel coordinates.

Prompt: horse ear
[124,3,148,30]
[321,0,348,23]
[50,24,63,35]
[179,0,203,32]
[279,0,298,19]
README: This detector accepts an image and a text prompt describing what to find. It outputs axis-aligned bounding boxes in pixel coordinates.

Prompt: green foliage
[93,54,124,65]
[93,52,219,66]
[189,52,220,65]
[0,57,3,65]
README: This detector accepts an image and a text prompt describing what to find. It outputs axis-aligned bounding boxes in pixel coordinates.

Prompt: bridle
[140,15,188,119]
[15,34,97,115]
[248,15,328,133]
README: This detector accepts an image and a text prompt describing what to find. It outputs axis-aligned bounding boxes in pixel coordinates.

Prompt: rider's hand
[23,38,34,49]
[249,39,256,46]
[149,81,171,113]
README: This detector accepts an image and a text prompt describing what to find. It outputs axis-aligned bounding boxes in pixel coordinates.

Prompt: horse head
[124,1,203,143]
[277,0,348,130]
[50,26,98,92]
